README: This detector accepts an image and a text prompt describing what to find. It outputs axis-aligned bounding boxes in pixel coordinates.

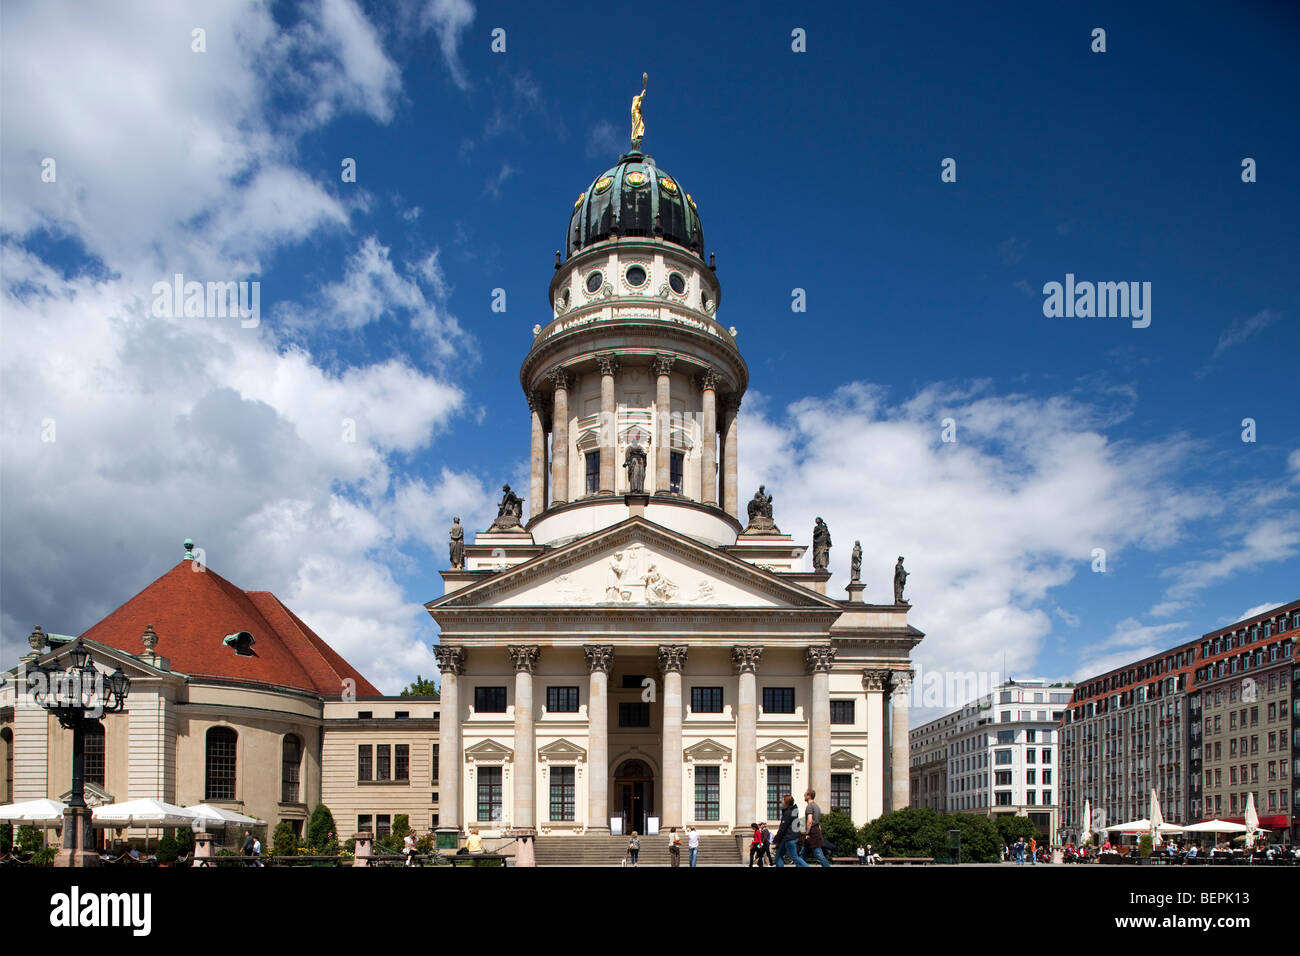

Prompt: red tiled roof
[79,560,380,697]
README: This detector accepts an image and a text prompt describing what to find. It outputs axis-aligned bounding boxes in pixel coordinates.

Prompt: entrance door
[614,759,654,834]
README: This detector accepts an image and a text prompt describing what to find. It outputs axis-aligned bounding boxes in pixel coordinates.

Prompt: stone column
[433,645,466,832]
[722,396,740,519]
[653,354,675,493]
[806,646,836,806]
[698,369,719,506]
[529,391,546,518]
[658,645,689,827]
[584,644,614,832]
[732,646,763,828]
[508,645,540,828]
[597,355,618,495]
[889,670,913,813]
[863,669,888,820]
[549,367,571,505]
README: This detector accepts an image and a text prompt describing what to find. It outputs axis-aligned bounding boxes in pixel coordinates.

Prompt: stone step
[533,834,744,866]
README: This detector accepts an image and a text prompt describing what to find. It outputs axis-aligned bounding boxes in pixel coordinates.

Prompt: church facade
[428,130,922,838]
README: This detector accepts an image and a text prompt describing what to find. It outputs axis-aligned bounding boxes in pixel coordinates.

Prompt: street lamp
[28,636,130,866]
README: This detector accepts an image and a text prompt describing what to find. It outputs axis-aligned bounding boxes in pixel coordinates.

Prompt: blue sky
[2,0,1297,718]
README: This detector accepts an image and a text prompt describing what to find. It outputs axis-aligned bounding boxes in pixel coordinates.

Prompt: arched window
[83,723,105,786]
[205,727,237,800]
[282,734,302,804]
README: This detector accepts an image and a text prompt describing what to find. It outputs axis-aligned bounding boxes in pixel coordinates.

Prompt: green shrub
[175,826,195,855]
[994,814,1039,846]
[31,846,56,867]
[156,834,180,863]
[307,804,336,851]
[272,821,298,858]
[819,809,858,857]
[1138,834,1153,858]
[947,814,1001,863]
[16,824,43,854]
[860,807,947,858]
[392,814,411,839]
[0,822,12,853]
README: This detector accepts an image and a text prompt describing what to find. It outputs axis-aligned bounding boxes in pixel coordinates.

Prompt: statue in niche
[812,517,831,572]
[893,556,910,605]
[850,540,862,583]
[623,439,647,494]
[489,484,524,531]
[448,517,465,569]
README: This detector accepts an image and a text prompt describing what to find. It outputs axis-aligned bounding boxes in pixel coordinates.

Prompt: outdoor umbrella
[1149,789,1165,847]
[1182,819,1248,833]
[92,799,200,853]
[1081,799,1092,845]
[183,804,266,830]
[1244,792,1259,848]
[0,798,67,825]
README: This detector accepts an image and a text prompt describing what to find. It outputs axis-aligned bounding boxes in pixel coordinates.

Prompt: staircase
[532,833,743,866]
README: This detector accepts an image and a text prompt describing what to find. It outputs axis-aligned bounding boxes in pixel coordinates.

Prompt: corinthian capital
[697,367,721,392]
[805,645,836,674]
[596,353,620,376]
[652,353,676,377]
[889,669,914,697]
[583,644,615,674]
[548,366,571,391]
[433,644,466,676]
[862,668,889,692]
[507,644,541,673]
[657,644,689,673]
[732,645,764,674]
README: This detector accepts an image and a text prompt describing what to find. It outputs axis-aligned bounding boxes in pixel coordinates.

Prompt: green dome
[567,151,704,260]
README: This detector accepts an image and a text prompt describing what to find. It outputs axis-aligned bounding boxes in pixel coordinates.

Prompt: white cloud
[1159,516,1300,602]
[1212,309,1282,359]
[586,120,623,159]
[739,382,1216,681]
[421,0,476,91]
[1233,602,1287,624]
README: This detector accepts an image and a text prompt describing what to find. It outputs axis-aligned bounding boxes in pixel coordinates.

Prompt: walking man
[801,789,830,867]
[687,826,700,867]
[773,795,802,867]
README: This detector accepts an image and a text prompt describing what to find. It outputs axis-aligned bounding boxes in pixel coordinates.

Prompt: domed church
[427,82,922,855]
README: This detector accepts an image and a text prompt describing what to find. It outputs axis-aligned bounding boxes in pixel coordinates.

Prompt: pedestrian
[760,820,774,866]
[1029,836,1037,866]
[688,826,700,867]
[772,794,801,867]
[242,829,254,860]
[749,822,765,867]
[627,830,640,867]
[801,789,830,867]
[669,827,681,867]
[403,831,416,865]
[857,844,866,865]
[252,835,263,867]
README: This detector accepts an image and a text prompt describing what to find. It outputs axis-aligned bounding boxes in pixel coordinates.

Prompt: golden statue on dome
[630,72,647,149]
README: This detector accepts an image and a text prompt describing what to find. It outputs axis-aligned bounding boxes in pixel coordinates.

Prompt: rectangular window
[358,745,373,782]
[549,766,576,821]
[1026,770,1036,785]
[830,700,855,724]
[997,730,1013,745]
[474,686,507,713]
[1026,791,1037,805]
[831,774,852,812]
[695,766,720,821]
[763,687,796,714]
[767,766,792,819]
[376,744,391,781]
[995,771,1012,786]
[995,791,1013,806]
[547,686,580,713]
[1043,790,1052,805]
[477,766,503,822]
[1026,729,1037,742]
[376,814,391,838]
[357,814,372,833]
[691,686,724,713]
[619,702,651,727]
[1026,749,1036,764]
[395,744,409,782]
[84,727,105,787]
[432,744,439,781]
[669,452,684,494]
[585,451,600,495]
[995,750,1012,765]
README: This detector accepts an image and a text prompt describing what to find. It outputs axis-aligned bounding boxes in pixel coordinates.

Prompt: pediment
[464,739,513,761]
[59,782,114,807]
[537,739,587,761]
[831,748,863,771]
[429,518,841,611]
[757,738,805,762]
[683,738,733,762]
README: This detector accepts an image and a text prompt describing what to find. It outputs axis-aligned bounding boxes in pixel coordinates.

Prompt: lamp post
[28,637,130,866]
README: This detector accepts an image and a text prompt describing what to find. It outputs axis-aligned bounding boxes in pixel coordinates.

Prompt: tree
[1138,834,1153,858]
[994,814,1039,846]
[175,826,195,855]
[272,821,298,858]
[392,814,411,839]
[156,834,180,863]
[400,675,439,698]
[947,814,1001,863]
[0,822,11,853]
[819,809,858,858]
[308,803,337,851]
[16,824,43,854]
[860,807,947,858]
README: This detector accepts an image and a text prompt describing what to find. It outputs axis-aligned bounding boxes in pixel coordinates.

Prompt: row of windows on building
[1200,790,1294,816]
[949,790,1054,810]
[1199,613,1299,661]
[471,684,858,721]
[1196,641,1295,683]
[468,765,856,823]
[1202,758,1293,789]
[1202,730,1300,761]
[200,728,303,803]
[356,813,440,836]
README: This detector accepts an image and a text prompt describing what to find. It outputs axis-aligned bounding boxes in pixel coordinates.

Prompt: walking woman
[627,831,640,867]
[772,795,801,867]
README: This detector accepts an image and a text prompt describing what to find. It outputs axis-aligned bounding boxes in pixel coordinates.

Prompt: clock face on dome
[625,170,647,187]
[594,176,613,194]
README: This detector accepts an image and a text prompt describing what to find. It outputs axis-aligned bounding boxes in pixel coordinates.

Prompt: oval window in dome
[626,265,647,287]
[625,170,647,187]
[586,271,604,293]
[668,271,686,295]
[594,176,613,194]
[660,177,678,195]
